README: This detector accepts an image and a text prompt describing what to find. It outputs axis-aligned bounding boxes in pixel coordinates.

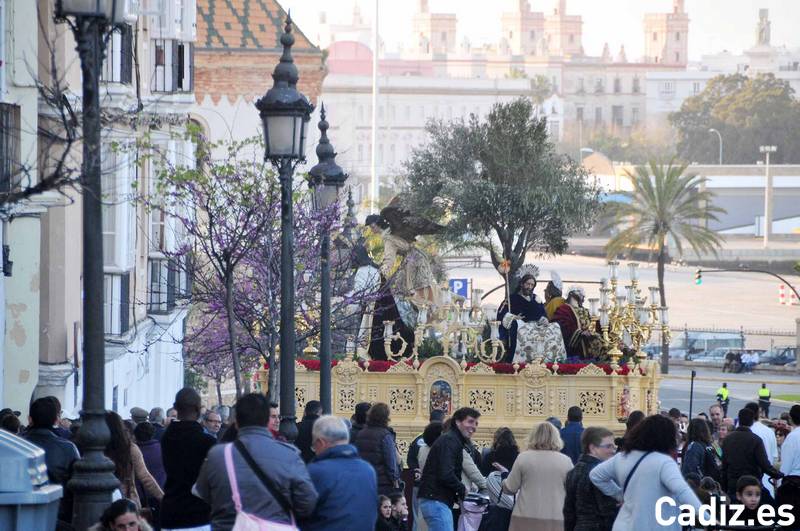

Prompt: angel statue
[365,195,443,310]
[497,264,567,364]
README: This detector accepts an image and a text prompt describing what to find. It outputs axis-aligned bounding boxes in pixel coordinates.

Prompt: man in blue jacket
[560,406,584,464]
[301,415,378,531]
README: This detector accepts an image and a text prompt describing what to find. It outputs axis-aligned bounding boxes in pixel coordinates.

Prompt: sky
[280,0,800,61]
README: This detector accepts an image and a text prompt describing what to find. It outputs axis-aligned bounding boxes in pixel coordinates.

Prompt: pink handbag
[223,442,298,531]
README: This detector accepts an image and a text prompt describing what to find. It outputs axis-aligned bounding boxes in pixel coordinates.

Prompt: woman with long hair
[355,403,401,496]
[589,415,701,531]
[499,422,573,531]
[89,498,152,531]
[481,427,520,476]
[104,411,163,507]
[681,418,719,481]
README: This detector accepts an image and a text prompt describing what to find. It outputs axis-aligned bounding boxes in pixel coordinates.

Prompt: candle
[472,289,483,308]
[588,298,599,317]
[608,260,619,280]
[625,285,635,304]
[638,307,649,324]
[600,288,609,308]
[649,286,660,306]
[490,320,500,340]
[616,294,627,308]
[600,277,609,289]
[461,309,471,325]
[628,262,639,281]
[418,305,428,325]
[659,306,669,325]
[383,321,394,339]
[599,308,609,328]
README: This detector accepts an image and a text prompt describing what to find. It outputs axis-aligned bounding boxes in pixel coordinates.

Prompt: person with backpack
[193,393,318,530]
[680,418,720,482]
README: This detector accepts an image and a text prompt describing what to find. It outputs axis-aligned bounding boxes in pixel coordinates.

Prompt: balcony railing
[104,271,131,335]
[0,103,21,194]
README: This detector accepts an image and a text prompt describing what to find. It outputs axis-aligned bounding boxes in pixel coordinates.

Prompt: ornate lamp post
[256,14,313,441]
[54,0,125,528]
[308,104,348,414]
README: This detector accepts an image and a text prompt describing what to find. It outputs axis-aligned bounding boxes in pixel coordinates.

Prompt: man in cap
[130,406,149,425]
[552,286,603,359]
[497,268,547,363]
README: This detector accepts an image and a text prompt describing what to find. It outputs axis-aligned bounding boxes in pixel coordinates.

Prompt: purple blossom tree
[144,135,383,400]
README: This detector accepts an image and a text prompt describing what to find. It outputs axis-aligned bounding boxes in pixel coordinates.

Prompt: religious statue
[498,265,567,363]
[365,195,443,326]
[756,9,771,46]
[551,285,606,359]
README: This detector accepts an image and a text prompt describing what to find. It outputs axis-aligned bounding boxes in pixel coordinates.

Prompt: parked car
[761,347,797,366]
[690,347,730,364]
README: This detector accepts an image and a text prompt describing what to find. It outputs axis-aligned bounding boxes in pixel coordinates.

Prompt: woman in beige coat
[499,422,573,531]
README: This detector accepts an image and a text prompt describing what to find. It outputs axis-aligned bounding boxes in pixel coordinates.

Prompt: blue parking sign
[449,278,469,297]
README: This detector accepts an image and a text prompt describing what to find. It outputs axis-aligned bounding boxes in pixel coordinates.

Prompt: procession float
[256,201,669,451]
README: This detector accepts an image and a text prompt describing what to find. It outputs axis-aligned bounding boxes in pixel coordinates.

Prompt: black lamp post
[308,104,348,414]
[256,14,313,441]
[54,0,124,528]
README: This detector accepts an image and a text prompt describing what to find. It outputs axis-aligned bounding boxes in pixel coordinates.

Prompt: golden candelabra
[596,261,670,369]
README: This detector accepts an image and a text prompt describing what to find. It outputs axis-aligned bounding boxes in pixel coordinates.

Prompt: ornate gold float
[255,355,662,454]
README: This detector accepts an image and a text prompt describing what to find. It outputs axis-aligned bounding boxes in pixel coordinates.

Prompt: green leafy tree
[402,97,601,280]
[670,73,800,164]
[604,161,725,373]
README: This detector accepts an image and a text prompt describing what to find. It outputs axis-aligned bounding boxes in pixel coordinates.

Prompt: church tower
[543,0,583,56]
[501,0,545,55]
[413,0,457,55]
[643,0,689,65]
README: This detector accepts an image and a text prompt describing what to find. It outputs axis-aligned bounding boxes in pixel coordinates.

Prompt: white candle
[588,298,599,317]
[628,262,639,281]
[659,306,669,325]
[625,285,635,304]
[608,260,619,280]
[600,288,609,308]
[418,306,428,325]
[599,309,609,328]
[649,286,660,305]
[490,320,500,340]
[472,289,483,308]
[383,321,393,339]
[600,277,609,289]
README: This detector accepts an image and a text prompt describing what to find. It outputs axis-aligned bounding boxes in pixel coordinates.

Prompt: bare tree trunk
[225,271,243,399]
[216,380,223,406]
[658,239,670,374]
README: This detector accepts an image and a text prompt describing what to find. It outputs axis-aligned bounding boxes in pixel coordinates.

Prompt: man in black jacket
[160,387,217,530]
[24,397,80,526]
[563,426,618,531]
[296,400,322,463]
[418,407,480,531]
[721,408,784,501]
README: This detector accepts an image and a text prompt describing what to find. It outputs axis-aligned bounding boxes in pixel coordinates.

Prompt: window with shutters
[151,39,193,93]
[102,141,135,270]
[0,103,20,193]
[101,24,133,84]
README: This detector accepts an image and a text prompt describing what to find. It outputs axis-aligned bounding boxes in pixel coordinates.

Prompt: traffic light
[695,269,702,285]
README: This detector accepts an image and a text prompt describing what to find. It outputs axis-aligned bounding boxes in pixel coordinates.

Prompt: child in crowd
[735,475,762,525]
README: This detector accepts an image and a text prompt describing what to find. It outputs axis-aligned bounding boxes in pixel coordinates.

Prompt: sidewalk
[663,366,800,385]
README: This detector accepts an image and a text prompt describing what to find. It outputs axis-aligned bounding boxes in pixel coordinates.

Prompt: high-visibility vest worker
[758,386,771,399]
[717,386,729,401]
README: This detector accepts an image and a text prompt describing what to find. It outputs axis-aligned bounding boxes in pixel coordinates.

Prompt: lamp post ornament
[256,12,314,441]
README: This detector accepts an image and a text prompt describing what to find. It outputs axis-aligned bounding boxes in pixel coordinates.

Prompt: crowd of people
[2,390,800,531]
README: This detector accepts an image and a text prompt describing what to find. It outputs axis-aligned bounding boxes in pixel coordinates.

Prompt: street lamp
[54,0,125,528]
[308,103,348,415]
[256,14,314,442]
[760,145,777,248]
[709,128,723,165]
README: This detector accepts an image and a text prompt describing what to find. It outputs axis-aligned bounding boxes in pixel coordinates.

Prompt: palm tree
[604,160,725,374]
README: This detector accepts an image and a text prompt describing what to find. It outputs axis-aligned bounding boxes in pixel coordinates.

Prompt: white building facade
[33,0,195,416]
